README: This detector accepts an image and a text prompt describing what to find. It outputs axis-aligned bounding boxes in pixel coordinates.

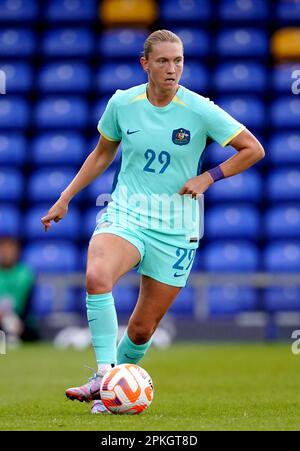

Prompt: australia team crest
[172,128,191,146]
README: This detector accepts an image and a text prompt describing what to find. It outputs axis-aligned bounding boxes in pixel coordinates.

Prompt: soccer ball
[100,363,154,414]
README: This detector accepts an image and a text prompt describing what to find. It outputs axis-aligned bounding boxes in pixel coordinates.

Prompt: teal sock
[117,329,153,365]
[86,292,118,365]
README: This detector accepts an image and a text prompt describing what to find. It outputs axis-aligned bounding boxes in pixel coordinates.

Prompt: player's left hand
[178,172,213,198]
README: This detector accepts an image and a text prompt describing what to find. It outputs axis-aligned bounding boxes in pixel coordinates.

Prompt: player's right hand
[41,198,69,232]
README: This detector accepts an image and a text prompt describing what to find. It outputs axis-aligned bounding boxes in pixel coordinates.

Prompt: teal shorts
[92,213,198,287]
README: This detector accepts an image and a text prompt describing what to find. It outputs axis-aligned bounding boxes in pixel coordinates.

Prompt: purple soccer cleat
[65,373,102,403]
[90,399,111,414]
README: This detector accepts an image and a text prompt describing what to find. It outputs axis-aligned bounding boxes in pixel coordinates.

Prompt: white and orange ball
[100,364,154,414]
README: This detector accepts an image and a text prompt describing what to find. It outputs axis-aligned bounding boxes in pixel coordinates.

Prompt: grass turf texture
[0,342,300,431]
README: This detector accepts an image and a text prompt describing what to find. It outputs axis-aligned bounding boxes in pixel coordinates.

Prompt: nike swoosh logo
[127,129,141,135]
[174,272,185,278]
[124,353,136,360]
[88,318,97,323]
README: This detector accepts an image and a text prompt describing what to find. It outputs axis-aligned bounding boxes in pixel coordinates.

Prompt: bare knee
[128,319,157,345]
[86,265,113,294]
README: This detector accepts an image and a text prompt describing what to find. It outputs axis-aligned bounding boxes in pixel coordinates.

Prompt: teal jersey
[97,83,245,236]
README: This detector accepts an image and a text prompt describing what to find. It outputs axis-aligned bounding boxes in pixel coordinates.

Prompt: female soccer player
[41,30,265,413]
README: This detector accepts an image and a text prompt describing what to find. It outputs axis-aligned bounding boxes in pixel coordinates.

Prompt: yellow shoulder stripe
[98,127,120,142]
[172,96,189,108]
[221,126,246,147]
[131,92,147,103]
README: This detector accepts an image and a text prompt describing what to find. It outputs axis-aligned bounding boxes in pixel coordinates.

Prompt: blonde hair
[143,30,183,59]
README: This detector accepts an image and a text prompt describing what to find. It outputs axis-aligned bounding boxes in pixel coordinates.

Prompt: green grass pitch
[0,342,300,431]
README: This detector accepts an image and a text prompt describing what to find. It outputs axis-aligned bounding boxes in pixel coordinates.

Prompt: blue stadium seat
[264,287,300,312]
[31,132,85,166]
[34,97,88,128]
[267,168,300,201]
[80,247,88,271]
[46,0,97,22]
[160,0,210,22]
[204,241,259,272]
[168,286,195,315]
[192,249,203,271]
[207,170,262,202]
[39,62,91,93]
[0,62,33,92]
[92,96,111,125]
[0,204,20,237]
[43,28,93,56]
[219,0,268,22]
[273,63,300,93]
[0,133,26,165]
[178,62,208,92]
[0,168,23,201]
[0,0,38,21]
[89,135,99,151]
[0,29,35,56]
[30,284,77,317]
[76,287,91,313]
[86,168,116,201]
[96,63,146,93]
[217,95,265,128]
[22,240,79,272]
[100,29,148,58]
[271,97,300,128]
[265,206,300,239]
[268,132,300,165]
[24,205,81,240]
[263,241,300,272]
[27,167,78,202]
[214,62,266,93]
[0,97,29,129]
[83,207,103,239]
[216,28,268,57]
[207,286,257,316]
[205,204,260,239]
[171,29,209,57]
[112,285,138,314]
[205,142,237,166]
[276,0,300,23]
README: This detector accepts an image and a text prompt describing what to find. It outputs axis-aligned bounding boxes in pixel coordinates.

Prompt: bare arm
[179,129,265,196]
[41,135,120,231]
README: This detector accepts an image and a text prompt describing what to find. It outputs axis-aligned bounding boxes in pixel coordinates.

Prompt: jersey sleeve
[203,99,245,147]
[97,93,122,142]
